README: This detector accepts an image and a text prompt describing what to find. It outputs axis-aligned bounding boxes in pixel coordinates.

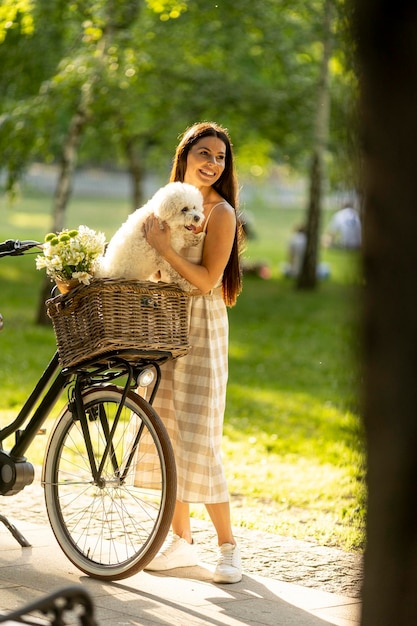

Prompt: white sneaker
[213,543,242,583]
[144,534,198,571]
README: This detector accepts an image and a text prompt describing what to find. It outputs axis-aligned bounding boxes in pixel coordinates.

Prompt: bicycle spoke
[43,386,176,580]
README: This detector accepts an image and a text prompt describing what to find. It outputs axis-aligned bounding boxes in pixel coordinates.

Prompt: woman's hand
[144,202,235,294]
[143,215,171,253]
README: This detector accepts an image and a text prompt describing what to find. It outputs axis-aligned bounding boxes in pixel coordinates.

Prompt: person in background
[325,201,362,249]
[142,121,243,584]
[283,224,308,278]
[283,224,330,279]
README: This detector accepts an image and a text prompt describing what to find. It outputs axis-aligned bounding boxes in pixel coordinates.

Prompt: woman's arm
[144,203,236,293]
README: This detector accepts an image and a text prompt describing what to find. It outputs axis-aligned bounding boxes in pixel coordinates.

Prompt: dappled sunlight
[226,385,362,458]
[222,382,365,549]
[1,187,365,555]
[8,211,51,230]
[0,264,22,281]
[222,447,365,549]
[228,343,250,359]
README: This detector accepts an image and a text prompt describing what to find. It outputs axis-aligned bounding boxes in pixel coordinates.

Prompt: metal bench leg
[0,584,97,625]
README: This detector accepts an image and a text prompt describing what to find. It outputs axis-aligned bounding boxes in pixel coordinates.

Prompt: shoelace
[159,536,181,557]
[218,546,236,566]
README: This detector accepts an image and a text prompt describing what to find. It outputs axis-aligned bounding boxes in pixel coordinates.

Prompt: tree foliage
[0,0,354,194]
[0,0,357,320]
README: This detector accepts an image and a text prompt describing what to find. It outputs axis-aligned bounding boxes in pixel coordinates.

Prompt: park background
[0,1,364,555]
[0,161,364,553]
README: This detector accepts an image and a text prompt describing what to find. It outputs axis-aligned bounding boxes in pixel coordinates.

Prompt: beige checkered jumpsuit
[151,203,230,503]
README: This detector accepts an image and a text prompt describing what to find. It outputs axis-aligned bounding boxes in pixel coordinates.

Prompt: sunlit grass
[214,274,364,550]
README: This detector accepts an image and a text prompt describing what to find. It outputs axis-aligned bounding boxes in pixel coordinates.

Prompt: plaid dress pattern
[150,207,230,503]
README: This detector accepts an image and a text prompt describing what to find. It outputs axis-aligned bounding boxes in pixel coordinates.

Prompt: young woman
[143,121,243,583]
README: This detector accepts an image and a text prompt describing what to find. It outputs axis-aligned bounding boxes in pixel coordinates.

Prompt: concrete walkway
[0,519,361,626]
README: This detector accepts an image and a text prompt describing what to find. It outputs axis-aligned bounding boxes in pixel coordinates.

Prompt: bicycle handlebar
[0,239,41,257]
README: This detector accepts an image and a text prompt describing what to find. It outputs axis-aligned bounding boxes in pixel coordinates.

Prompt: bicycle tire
[43,385,176,580]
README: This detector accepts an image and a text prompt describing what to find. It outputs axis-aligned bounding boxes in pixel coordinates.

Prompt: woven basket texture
[46,279,190,368]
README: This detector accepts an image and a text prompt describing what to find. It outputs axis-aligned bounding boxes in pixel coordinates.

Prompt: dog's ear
[158,194,181,220]
[150,185,172,218]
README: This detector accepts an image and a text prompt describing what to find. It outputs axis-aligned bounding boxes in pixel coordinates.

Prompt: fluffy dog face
[154,182,204,232]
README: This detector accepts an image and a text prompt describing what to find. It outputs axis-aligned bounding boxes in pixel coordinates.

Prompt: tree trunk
[125,137,144,210]
[354,1,417,623]
[52,107,89,233]
[297,151,322,288]
[297,0,332,290]
[36,96,91,325]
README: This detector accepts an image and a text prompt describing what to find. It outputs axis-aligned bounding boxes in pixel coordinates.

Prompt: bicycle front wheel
[43,385,176,580]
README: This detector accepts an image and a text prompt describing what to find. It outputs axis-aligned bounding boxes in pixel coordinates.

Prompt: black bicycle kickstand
[0,514,31,547]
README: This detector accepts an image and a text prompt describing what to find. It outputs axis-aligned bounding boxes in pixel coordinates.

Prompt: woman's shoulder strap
[203,201,226,232]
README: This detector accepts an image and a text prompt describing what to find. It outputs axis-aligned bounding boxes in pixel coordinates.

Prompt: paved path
[0,476,362,625]
[3,478,363,600]
[0,514,361,626]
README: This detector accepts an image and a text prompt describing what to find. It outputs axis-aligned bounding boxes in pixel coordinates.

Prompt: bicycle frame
[1,240,178,570]
[0,351,65,459]
[0,348,165,496]
[69,353,163,488]
[0,350,66,497]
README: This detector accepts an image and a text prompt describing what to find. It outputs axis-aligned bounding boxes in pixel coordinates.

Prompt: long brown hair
[169,121,243,306]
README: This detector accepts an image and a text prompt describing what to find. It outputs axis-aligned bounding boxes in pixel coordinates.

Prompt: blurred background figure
[283,224,330,279]
[240,209,271,279]
[324,201,362,249]
[240,209,257,241]
[283,224,307,278]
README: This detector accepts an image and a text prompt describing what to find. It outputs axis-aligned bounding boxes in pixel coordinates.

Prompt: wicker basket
[46,278,190,368]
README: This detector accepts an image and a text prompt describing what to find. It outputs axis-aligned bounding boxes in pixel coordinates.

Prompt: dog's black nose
[194,214,201,222]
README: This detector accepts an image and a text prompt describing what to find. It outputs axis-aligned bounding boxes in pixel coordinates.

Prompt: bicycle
[0,238,178,581]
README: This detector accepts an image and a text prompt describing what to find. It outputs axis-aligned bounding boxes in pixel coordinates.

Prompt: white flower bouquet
[36,225,106,286]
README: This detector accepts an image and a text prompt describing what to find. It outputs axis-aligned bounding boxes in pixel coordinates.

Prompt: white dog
[96,182,204,290]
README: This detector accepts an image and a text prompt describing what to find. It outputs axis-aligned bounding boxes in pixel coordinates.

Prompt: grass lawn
[0,178,365,551]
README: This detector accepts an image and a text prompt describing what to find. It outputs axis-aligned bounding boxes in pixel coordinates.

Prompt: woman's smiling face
[184,136,226,189]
